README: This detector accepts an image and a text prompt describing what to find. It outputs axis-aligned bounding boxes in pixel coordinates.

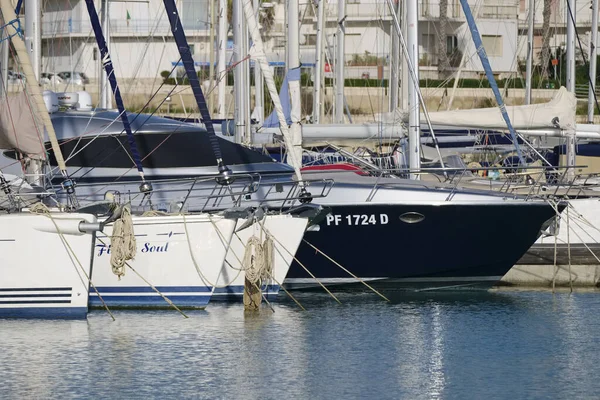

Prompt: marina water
[1,289,600,399]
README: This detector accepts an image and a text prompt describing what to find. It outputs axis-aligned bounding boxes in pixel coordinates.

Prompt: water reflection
[0,291,599,398]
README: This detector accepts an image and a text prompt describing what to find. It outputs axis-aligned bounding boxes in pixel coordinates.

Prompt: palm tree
[539,0,552,79]
[438,0,450,75]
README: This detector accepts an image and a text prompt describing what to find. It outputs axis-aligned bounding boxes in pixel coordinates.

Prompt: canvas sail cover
[0,92,45,158]
[379,86,577,131]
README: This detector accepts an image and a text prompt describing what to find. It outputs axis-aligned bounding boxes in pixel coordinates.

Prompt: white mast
[566,0,576,173]
[312,0,325,123]
[209,0,215,114]
[217,0,227,119]
[0,10,8,99]
[233,0,249,143]
[407,0,420,178]
[525,0,534,105]
[588,0,598,123]
[389,0,400,111]
[287,0,303,170]
[334,0,345,123]
[24,0,40,80]
[252,0,263,123]
[400,0,408,110]
[242,0,303,179]
[100,0,112,109]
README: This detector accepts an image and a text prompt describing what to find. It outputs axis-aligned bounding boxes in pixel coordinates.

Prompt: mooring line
[30,204,116,321]
[96,236,189,318]
[302,239,390,302]
[262,225,341,304]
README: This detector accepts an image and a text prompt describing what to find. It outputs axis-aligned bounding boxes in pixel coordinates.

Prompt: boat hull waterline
[285,202,561,290]
[89,214,236,309]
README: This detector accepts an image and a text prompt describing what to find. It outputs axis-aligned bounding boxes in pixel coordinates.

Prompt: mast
[100,0,112,109]
[566,0,576,173]
[84,0,148,187]
[233,0,249,143]
[0,10,8,99]
[252,0,263,123]
[162,0,231,178]
[525,0,534,105]
[0,0,70,178]
[389,0,400,112]
[242,0,303,182]
[588,0,598,123]
[447,0,482,110]
[24,0,40,80]
[458,0,524,164]
[406,0,420,178]
[400,0,408,110]
[217,0,227,119]
[209,0,215,114]
[334,0,345,123]
[287,0,303,173]
[312,0,324,123]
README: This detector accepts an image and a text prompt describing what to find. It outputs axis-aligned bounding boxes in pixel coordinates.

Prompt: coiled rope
[110,204,136,279]
[242,234,274,287]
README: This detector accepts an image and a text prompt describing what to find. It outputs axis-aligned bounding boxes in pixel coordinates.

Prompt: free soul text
[97,242,169,256]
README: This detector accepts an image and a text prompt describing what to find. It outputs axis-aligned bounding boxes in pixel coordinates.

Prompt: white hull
[213,214,309,301]
[0,212,96,318]
[536,198,600,246]
[90,214,236,309]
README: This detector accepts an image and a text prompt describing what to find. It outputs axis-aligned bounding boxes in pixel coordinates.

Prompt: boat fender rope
[109,204,136,279]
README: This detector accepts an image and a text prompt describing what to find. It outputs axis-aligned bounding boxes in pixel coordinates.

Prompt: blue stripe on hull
[89,294,211,309]
[92,286,212,293]
[0,307,87,319]
[211,285,281,302]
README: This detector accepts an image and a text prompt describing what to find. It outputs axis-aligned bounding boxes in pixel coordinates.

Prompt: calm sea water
[1,289,600,399]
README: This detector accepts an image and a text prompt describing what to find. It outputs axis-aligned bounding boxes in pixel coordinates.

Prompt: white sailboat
[0,0,98,318]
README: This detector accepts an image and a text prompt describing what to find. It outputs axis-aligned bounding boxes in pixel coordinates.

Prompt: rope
[302,239,390,302]
[110,204,136,279]
[95,236,188,318]
[28,203,115,321]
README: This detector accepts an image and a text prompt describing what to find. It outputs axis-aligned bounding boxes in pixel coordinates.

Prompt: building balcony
[41,19,210,38]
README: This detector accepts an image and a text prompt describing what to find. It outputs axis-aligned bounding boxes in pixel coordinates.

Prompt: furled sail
[379,86,577,131]
[0,0,67,172]
[0,91,45,158]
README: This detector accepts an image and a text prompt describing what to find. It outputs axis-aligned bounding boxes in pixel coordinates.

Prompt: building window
[481,35,503,57]
[447,35,458,53]
[189,44,195,55]
[181,0,209,30]
[273,37,286,48]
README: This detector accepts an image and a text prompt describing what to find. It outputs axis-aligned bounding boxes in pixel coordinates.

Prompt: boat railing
[61,173,335,214]
[415,165,600,200]
[255,178,335,211]
[361,164,600,201]
[0,172,63,212]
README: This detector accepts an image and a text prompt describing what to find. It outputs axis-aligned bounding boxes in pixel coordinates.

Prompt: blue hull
[289,202,559,288]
